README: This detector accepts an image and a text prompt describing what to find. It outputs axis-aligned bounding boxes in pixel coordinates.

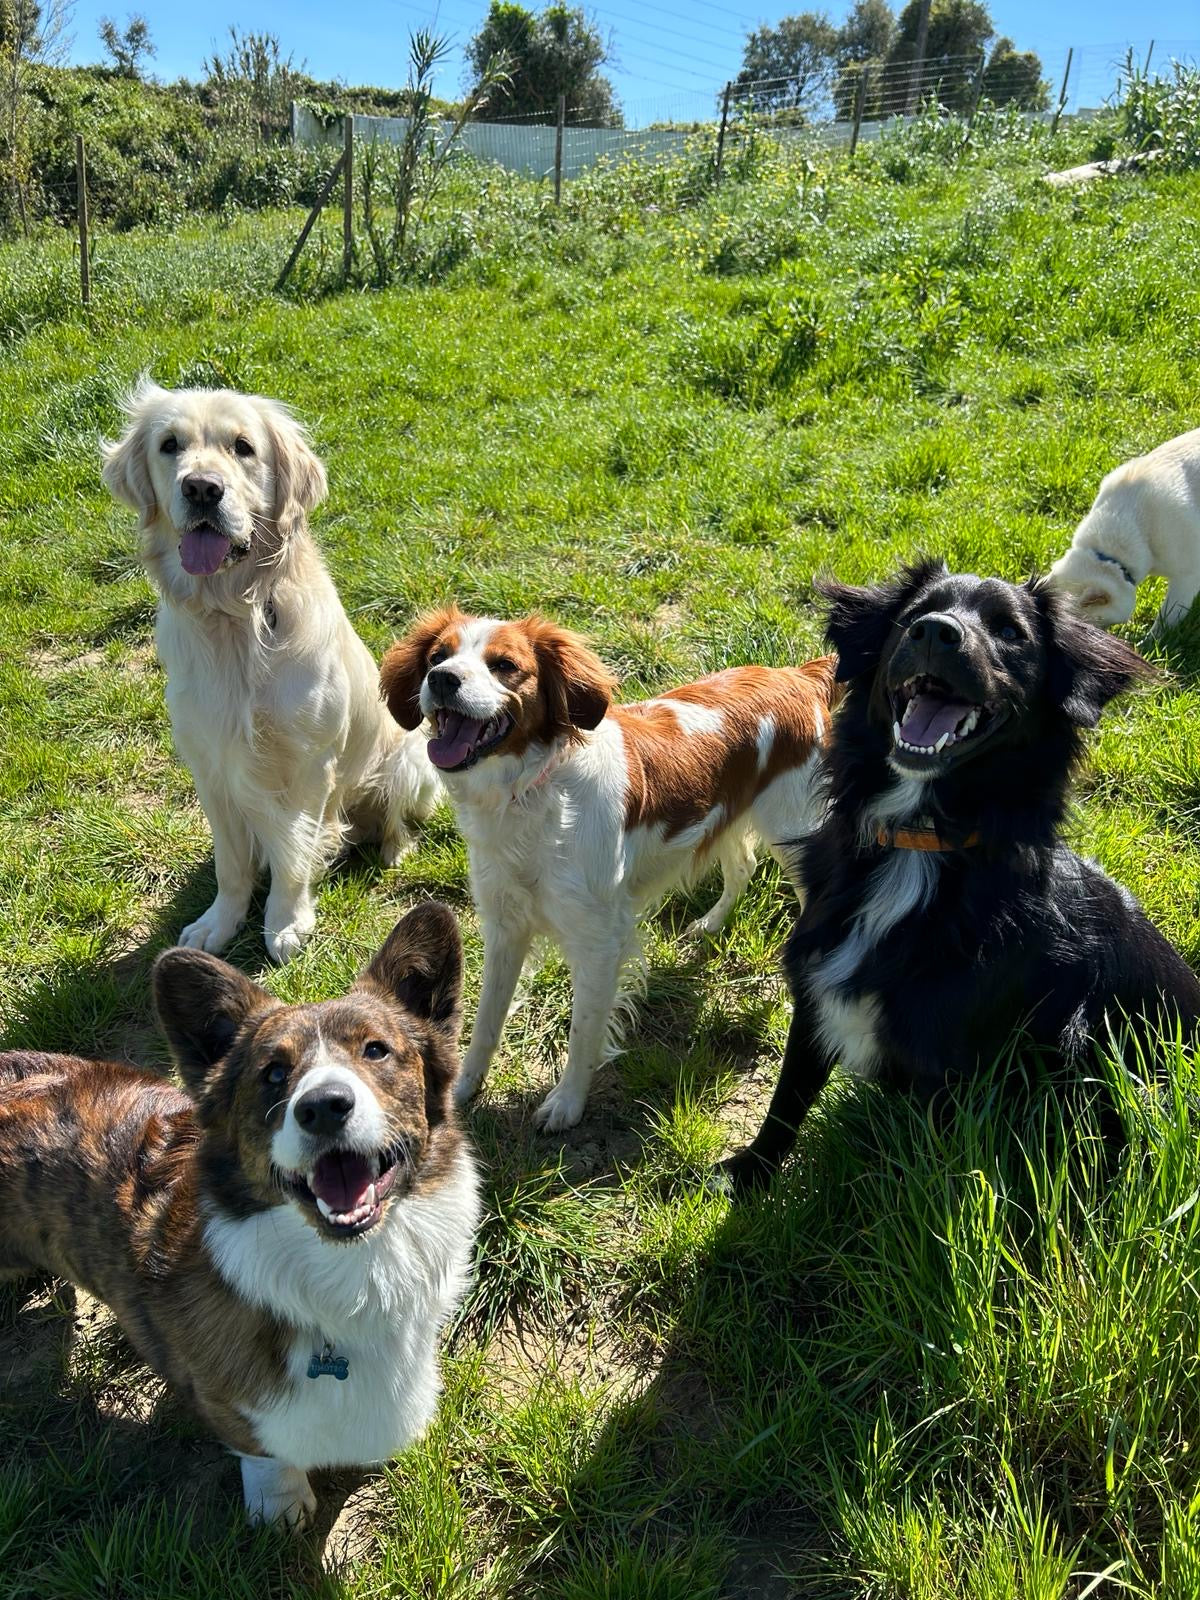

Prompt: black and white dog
[723,561,1200,1192]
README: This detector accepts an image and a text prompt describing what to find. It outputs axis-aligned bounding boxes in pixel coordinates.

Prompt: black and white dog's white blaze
[723,560,1200,1193]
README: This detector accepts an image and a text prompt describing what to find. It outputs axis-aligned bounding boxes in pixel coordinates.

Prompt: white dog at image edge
[102,379,440,963]
[1048,427,1200,636]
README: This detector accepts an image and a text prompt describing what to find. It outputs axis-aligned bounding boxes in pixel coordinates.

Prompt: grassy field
[3,118,1200,1596]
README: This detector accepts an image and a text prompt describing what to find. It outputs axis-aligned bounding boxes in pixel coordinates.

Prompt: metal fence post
[849,66,867,159]
[554,93,565,203]
[715,81,732,182]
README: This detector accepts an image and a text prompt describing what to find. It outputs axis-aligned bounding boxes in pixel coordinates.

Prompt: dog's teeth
[893,721,902,742]
[367,1183,377,1208]
[935,732,950,753]
[315,1196,334,1220]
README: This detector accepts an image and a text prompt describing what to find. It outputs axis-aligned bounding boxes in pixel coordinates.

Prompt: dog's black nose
[426,664,463,699]
[181,471,225,507]
[907,612,963,648]
[294,1083,355,1137]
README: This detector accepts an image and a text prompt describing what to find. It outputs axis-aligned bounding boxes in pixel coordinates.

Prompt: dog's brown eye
[263,1060,289,1087]
[998,623,1019,641]
[160,435,178,455]
[491,657,518,675]
[234,437,255,459]
[428,647,450,666]
[362,1040,389,1061]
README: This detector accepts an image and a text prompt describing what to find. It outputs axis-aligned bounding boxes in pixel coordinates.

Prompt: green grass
[3,122,1200,1596]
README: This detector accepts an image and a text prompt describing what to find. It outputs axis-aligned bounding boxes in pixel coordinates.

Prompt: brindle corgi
[0,902,479,1527]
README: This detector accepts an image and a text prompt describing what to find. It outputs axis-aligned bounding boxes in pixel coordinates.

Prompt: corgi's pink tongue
[310,1151,374,1213]
[179,527,231,576]
[900,693,972,747]
[428,711,485,771]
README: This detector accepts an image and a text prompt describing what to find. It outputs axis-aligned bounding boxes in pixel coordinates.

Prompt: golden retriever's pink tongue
[179,528,231,576]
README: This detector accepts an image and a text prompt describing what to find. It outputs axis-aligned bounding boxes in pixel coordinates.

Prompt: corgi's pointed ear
[381,608,463,731]
[153,948,276,1094]
[817,559,948,682]
[525,616,616,739]
[359,902,463,1046]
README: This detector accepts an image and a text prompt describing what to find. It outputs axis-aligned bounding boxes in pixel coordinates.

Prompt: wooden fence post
[554,93,565,203]
[849,65,867,159]
[343,113,354,278]
[966,50,987,129]
[75,134,90,307]
[714,81,732,182]
[1050,46,1073,135]
[275,151,347,291]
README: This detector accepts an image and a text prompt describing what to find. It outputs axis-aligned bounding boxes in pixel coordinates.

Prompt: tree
[466,3,619,126]
[837,0,894,64]
[1,0,72,233]
[202,27,304,141]
[98,12,153,78]
[735,12,839,115]
[982,36,1047,110]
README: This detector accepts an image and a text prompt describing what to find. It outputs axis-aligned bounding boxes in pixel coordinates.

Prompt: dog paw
[380,833,414,868]
[713,1148,777,1197]
[452,1062,486,1106]
[241,1460,317,1531]
[178,902,245,953]
[684,913,722,940]
[265,916,315,964]
[532,1083,587,1133]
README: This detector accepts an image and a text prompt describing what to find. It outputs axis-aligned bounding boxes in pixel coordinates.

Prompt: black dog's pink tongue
[310,1151,374,1213]
[179,527,231,576]
[900,693,972,747]
[428,711,484,771]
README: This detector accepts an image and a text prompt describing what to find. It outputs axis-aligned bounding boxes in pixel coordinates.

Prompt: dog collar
[1094,550,1136,587]
[877,820,980,852]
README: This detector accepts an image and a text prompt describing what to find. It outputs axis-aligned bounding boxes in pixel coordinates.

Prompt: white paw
[453,1062,486,1107]
[265,914,315,964]
[532,1082,588,1132]
[684,913,723,940]
[380,832,414,868]
[178,901,245,953]
[241,1460,316,1530]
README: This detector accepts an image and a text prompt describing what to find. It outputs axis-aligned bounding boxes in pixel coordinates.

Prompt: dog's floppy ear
[255,397,327,538]
[101,376,169,527]
[358,902,463,1047]
[817,559,948,682]
[153,948,276,1096]
[1035,581,1157,727]
[380,607,463,730]
[526,615,617,738]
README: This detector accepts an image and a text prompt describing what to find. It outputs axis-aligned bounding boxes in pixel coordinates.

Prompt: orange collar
[877,823,981,852]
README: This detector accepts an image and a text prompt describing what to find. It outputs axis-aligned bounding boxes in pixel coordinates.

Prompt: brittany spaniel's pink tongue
[179,527,231,576]
[428,711,486,770]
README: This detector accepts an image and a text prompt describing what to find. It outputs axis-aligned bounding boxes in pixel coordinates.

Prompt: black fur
[723,562,1200,1192]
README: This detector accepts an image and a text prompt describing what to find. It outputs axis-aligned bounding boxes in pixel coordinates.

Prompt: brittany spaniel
[381,609,836,1131]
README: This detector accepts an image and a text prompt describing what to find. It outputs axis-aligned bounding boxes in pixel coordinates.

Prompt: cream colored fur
[101,380,439,962]
[1048,427,1200,635]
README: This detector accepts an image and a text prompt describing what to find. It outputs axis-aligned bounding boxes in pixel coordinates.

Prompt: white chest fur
[204,1151,479,1470]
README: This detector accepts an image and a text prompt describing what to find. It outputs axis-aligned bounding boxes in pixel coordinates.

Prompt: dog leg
[239,1455,317,1530]
[686,831,757,938]
[533,930,629,1133]
[262,761,337,963]
[455,915,534,1106]
[179,781,255,954]
[717,1003,832,1194]
[1154,573,1200,635]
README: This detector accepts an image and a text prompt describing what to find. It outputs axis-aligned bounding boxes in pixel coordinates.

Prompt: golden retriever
[102,380,439,962]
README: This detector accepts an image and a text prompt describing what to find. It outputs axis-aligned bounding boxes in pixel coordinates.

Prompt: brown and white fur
[101,380,439,963]
[381,610,836,1131]
[1048,427,1200,636]
[0,904,479,1528]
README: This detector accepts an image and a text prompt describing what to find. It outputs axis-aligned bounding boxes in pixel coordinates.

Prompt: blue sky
[65,0,1199,125]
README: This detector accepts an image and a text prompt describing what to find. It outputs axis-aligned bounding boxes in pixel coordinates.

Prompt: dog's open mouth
[179,522,233,577]
[427,709,513,772]
[890,676,1002,764]
[281,1145,405,1237]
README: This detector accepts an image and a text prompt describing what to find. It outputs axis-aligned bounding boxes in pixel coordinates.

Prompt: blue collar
[1095,550,1136,588]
